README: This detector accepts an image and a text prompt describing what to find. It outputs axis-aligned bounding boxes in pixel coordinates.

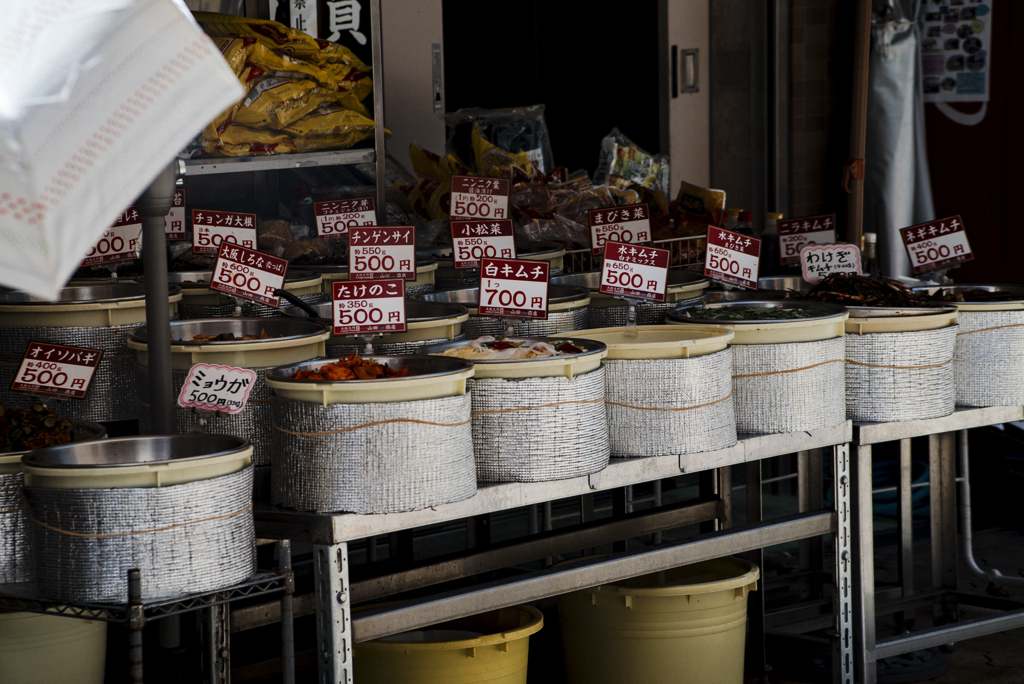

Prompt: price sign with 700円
[478,258,549,320]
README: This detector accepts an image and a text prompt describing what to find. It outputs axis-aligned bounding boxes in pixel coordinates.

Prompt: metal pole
[135,161,181,435]
[369,0,387,225]
[846,0,872,247]
[127,569,144,684]
[276,540,295,684]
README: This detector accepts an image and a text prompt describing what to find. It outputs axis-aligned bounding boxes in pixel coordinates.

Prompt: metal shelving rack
[850,406,1024,684]
[255,422,856,684]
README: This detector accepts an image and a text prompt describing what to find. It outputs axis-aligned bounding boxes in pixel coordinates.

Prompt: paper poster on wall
[920,0,992,103]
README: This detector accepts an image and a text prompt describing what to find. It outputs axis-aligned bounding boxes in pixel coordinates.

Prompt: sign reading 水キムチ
[588,204,653,256]
[192,209,257,254]
[11,342,104,400]
[778,214,837,266]
[704,227,761,290]
[315,197,376,239]
[451,219,516,269]
[899,215,974,275]
[450,176,510,220]
[599,241,669,301]
[478,258,549,320]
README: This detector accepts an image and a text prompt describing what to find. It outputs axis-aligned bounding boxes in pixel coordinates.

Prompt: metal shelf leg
[280,540,296,684]
[832,443,854,684]
[315,543,353,684]
[852,444,876,684]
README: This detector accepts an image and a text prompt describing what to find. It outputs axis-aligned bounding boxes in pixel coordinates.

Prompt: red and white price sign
[11,342,103,400]
[900,215,974,274]
[192,209,257,254]
[210,241,289,307]
[80,207,143,266]
[478,258,549,320]
[451,219,516,269]
[177,363,257,414]
[332,279,407,336]
[165,189,186,241]
[450,176,510,220]
[800,243,862,284]
[599,241,669,302]
[315,197,376,240]
[349,226,416,281]
[778,214,836,266]
[588,203,653,256]
[704,227,761,290]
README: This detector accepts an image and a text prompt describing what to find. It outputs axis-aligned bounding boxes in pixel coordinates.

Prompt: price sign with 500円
[332,279,407,336]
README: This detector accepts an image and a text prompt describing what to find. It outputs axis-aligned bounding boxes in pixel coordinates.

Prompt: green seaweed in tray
[681,306,816,321]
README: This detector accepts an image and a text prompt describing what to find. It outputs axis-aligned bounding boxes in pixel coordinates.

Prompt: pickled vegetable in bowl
[678,306,817,321]
[437,336,584,360]
[291,353,410,381]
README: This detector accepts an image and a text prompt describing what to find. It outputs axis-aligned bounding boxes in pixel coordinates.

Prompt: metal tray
[669,299,848,325]
[131,317,329,345]
[423,240,565,263]
[421,336,606,363]
[757,276,810,292]
[912,284,1024,305]
[551,269,709,291]
[268,355,473,384]
[415,285,589,308]
[846,305,958,318]
[280,298,468,322]
[287,256,436,275]
[0,282,154,304]
[21,434,249,469]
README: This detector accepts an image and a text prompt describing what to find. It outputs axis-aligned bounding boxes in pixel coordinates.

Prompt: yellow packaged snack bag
[409,144,469,183]
[203,122,297,157]
[472,124,532,178]
[231,76,318,128]
[283,104,379,152]
[316,40,370,72]
[193,12,320,61]
[212,36,256,78]
[218,123,294,147]
[244,41,336,88]
[322,62,374,103]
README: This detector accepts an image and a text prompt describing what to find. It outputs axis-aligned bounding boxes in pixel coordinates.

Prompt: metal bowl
[415,285,589,308]
[425,241,565,262]
[552,269,709,291]
[421,336,606,363]
[21,434,250,469]
[154,269,317,287]
[131,317,329,345]
[912,284,1024,305]
[288,256,437,275]
[669,299,848,325]
[704,290,790,303]
[757,276,810,292]
[268,355,473,384]
[0,282,155,304]
[845,305,958,318]
[280,299,468,322]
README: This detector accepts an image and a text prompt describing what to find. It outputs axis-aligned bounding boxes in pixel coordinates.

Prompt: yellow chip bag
[316,40,371,72]
[284,104,379,152]
[232,76,318,129]
[322,62,373,103]
[472,124,533,178]
[193,12,320,61]
[217,123,294,147]
[245,42,336,88]
[212,36,256,78]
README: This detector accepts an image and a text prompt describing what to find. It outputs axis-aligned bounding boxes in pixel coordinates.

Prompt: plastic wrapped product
[283,104,379,152]
[193,12,321,61]
[446,105,555,175]
[673,180,727,228]
[594,128,670,193]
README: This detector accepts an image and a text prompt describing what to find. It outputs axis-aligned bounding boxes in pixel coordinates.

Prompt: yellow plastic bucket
[354,605,543,684]
[0,611,106,684]
[558,557,759,684]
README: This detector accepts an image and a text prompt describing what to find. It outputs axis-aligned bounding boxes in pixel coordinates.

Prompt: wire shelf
[0,571,287,623]
[563,234,705,273]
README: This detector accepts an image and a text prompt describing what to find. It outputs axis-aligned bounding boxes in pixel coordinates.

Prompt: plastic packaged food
[193,12,321,61]
[674,180,727,228]
[213,36,257,78]
[283,104,379,152]
[446,105,554,175]
[594,128,670,193]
